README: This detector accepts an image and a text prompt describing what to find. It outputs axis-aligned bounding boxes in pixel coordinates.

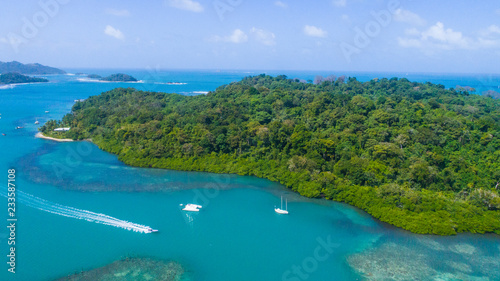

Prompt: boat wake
[1,190,155,233]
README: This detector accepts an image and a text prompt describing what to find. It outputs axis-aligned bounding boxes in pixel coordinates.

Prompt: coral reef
[55,257,186,281]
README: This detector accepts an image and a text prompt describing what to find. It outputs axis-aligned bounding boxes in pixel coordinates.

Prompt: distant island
[0,61,65,75]
[100,73,137,82]
[484,90,500,99]
[0,72,48,84]
[42,75,500,235]
[87,74,102,79]
[456,85,476,93]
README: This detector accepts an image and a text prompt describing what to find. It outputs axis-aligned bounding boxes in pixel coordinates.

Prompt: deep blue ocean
[0,70,499,281]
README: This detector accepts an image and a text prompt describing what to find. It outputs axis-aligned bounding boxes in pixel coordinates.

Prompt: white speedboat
[182,204,202,212]
[146,228,159,233]
[275,196,289,214]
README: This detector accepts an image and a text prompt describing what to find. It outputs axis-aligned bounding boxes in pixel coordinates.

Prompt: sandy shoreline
[35,132,74,142]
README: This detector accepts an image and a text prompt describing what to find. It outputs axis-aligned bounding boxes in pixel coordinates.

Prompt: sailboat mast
[281,196,283,209]
[286,198,287,211]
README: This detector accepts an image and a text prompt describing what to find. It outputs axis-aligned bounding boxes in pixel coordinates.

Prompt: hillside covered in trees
[100,73,137,82]
[0,72,48,84]
[0,61,65,74]
[41,75,500,235]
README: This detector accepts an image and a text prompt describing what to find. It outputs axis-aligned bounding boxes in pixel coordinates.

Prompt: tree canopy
[100,73,137,82]
[42,75,500,235]
[0,72,48,84]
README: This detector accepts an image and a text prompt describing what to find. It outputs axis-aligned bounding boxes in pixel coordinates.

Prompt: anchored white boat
[181,204,202,212]
[275,196,289,214]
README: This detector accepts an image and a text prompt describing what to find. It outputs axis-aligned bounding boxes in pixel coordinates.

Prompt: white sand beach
[35,132,74,142]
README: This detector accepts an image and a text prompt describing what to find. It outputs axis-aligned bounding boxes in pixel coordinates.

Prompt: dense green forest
[100,73,137,82]
[41,75,500,235]
[0,72,48,84]
[0,60,65,74]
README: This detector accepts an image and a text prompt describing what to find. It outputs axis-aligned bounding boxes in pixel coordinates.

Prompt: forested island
[100,73,137,82]
[0,61,65,74]
[0,72,48,84]
[41,75,500,235]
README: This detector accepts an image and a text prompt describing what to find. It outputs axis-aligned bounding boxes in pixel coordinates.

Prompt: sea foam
[0,189,155,233]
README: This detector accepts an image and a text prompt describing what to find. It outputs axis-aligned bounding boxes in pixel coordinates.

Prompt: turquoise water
[1,71,499,281]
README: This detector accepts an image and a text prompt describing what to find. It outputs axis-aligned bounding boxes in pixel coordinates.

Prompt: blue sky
[1,0,499,73]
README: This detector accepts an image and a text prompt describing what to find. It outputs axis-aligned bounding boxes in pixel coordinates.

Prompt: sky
[0,0,499,73]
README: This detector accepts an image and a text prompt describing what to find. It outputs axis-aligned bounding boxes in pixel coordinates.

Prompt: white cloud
[341,14,349,21]
[477,25,500,48]
[303,25,327,38]
[106,9,130,17]
[490,25,500,34]
[275,1,287,8]
[405,28,420,36]
[0,36,24,47]
[227,29,248,43]
[250,27,276,46]
[398,38,422,48]
[421,22,468,48]
[394,9,426,26]
[165,0,203,12]
[477,37,500,48]
[496,9,500,15]
[482,24,500,36]
[398,22,500,50]
[104,25,124,40]
[213,29,248,43]
[333,0,346,7]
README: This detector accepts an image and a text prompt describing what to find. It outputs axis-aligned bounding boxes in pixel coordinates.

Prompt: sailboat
[181,203,202,212]
[35,118,39,125]
[274,196,289,214]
